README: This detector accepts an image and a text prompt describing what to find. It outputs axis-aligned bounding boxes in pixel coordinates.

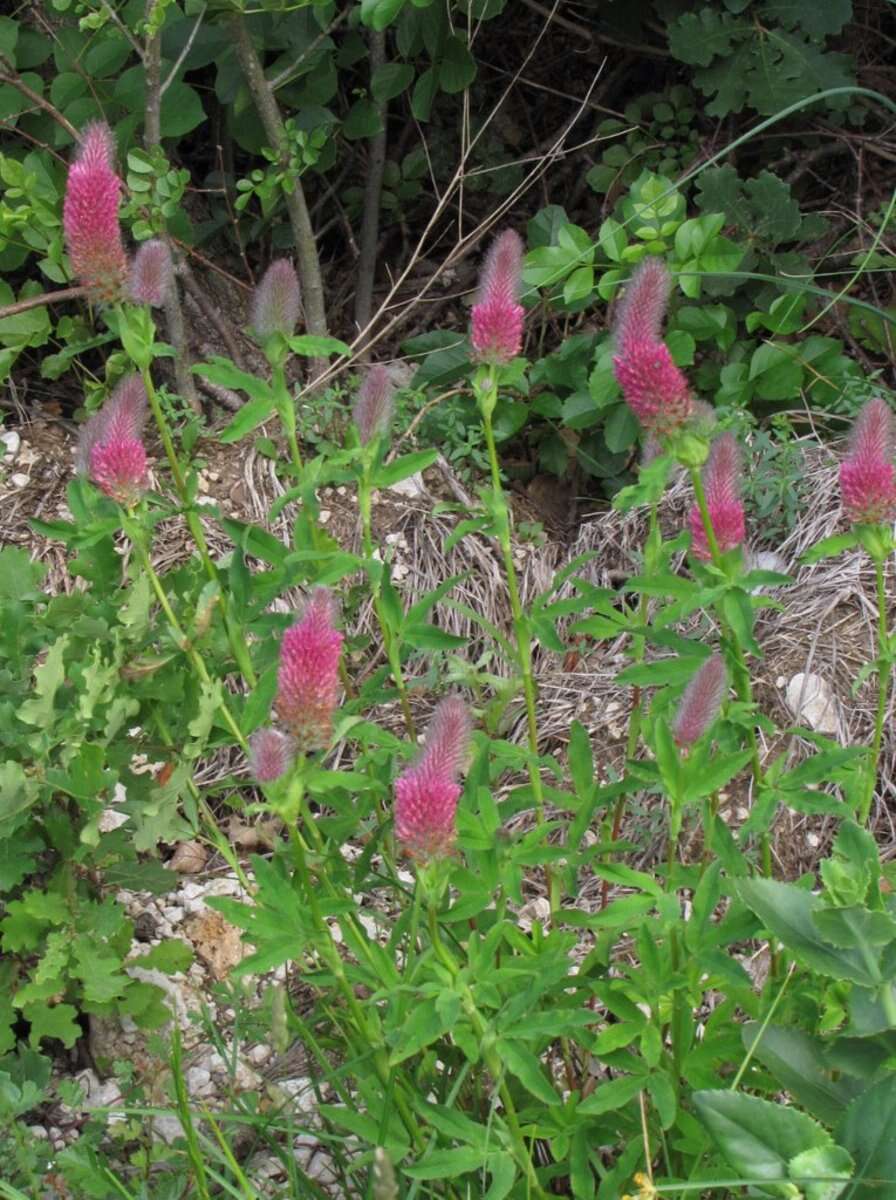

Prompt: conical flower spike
[394,696,471,858]
[76,373,149,505]
[614,256,672,356]
[251,259,301,340]
[839,397,896,525]
[353,364,395,447]
[612,257,692,434]
[63,122,128,302]
[249,728,295,782]
[470,230,525,366]
[275,589,343,751]
[688,431,746,560]
[128,239,173,307]
[673,654,727,747]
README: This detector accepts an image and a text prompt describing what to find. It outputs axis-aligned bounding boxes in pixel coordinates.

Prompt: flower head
[249,728,295,782]
[615,257,672,356]
[839,397,896,525]
[128,239,173,307]
[251,259,301,340]
[76,374,149,505]
[353,364,394,447]
[470,230,525,365]
[63,122,127,301]
[688,431,746,560]
[673,654,727,748]
[613,257,692,434]
[394,697,471,858]
[275,588,343,751]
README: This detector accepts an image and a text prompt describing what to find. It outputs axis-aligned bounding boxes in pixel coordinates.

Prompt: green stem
[288,824,424,1151]
[478,373,550,903]
[141,365,257,688]
[272,363,304,476]
[689,467,766,869]
[125,517,247,752]
[360,473,416,738]
[862,556,890,824]
[426,903,548,1197]
[603,503,659,900]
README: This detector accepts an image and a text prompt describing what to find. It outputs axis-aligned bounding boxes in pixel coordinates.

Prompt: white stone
[517,897,551,932]
[97,808,130,833]
[10,472,29,487]
[1,430,20,460]
[318,509,331,524]
[153,1114,184,1144]
[388,472,426,498]
[275,1076,317,1113]
[163,906,185,923]
[785,672,840,735]
[249,1043,272,1066]
[28,1124,48,1140]
[233,1061,262,1091]
[186,1066,212,1096]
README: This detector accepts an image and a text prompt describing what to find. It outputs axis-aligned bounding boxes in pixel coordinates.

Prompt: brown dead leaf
[183,910,245,980]
[169,839,208,874]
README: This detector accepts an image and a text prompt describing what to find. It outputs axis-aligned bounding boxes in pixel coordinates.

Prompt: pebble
[28,1124,48,1140]
[249,1044,272,1066]
[186,1066,213,1096]
[1,430,20,460]
[233,1061,262,1091]
[785,672,840,735]
[9,472,29,487]
[388,473,426,499]
[276,1076,317,1113]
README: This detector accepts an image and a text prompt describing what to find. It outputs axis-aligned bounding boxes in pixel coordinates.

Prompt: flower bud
[76,373,149,506]
[63,122,128,302]
[251,259,301,340]
[673,654,727,747]
[248,728,295,782]
[353,364,394,447]
[839,397,896,526]
[128,239,173,307]
[394,697,471,858]
[470,230,525,365]
[688,431,746,560]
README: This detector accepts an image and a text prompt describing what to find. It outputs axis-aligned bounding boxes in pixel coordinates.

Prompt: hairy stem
[479,379,547,858]
[359,474,416,738]
[141,365,257,686]
[690,469,773,899]
[862,556,890,824]
[426,903,548,1196]
[126,516,246,752]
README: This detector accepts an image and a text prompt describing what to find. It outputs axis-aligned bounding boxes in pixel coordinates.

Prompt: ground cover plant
[4,2,896,1199]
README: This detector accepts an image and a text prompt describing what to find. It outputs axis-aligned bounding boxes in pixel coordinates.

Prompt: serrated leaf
[694,1089,833,1198]
[837,1075,896,1199]
[737,878,880,986]
[789,1145,852,1200]
[742,1023,861,1127]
